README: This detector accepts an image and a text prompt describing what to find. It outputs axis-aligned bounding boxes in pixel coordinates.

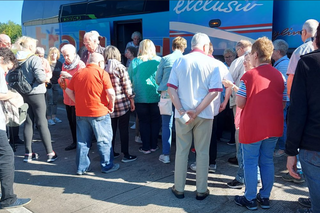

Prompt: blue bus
[21,0,320,56]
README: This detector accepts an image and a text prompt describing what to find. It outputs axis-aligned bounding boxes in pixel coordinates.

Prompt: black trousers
[111,110,130,155]
[0,130,17,207]
[65,105,77,144]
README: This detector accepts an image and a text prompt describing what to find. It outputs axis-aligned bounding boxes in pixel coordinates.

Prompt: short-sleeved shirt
[213,64,233,116]
[228,55,245,107]
[286,38,314,75]
[274,55,289,81]
[68,64,113,117]
[167,49,222,119]
[0,67,8,130]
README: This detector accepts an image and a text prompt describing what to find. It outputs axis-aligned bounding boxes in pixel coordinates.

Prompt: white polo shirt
[167,49,223,119]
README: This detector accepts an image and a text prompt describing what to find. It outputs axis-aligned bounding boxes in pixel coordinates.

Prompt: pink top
[58,61,86,106]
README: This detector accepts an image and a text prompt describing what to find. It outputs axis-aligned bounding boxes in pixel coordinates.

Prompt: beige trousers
[174,116,213,193]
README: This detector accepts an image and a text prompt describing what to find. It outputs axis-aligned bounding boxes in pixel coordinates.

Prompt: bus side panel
[169,0,274,55]
[273,0,320,49]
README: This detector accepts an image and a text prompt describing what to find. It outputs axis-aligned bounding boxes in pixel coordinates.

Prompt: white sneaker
[48,119,55,126]
[190,162,196,171]
[130,123,136,129]
[135,136,142,143]
[53,117,62,123]
[209,164,217,172]
[159,154,170,164]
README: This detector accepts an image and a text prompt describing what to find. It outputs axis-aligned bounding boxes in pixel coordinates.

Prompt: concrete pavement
[1,104,309,213]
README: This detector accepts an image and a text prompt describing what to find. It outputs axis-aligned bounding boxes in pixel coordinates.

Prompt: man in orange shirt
[65,53,117,175]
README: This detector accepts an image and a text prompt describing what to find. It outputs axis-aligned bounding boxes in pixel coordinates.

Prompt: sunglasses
[311,37,315,42]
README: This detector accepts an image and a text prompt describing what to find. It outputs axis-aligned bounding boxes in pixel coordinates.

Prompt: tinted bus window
[60,2,88,22]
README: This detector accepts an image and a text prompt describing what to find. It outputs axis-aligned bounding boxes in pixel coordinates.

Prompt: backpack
[6,56,35,95]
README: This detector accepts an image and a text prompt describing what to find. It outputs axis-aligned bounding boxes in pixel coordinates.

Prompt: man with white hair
[80,31,105,64]
[272,39,290,158]
[283,19,319,183]
[0,34,11,48]
[65,53,117,175]
[167,33,224,200]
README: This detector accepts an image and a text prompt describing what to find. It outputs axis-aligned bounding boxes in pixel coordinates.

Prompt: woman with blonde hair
[104,45,136,162]
[46,47,63,125]
[13,36,58,163]
[128,39,161,154]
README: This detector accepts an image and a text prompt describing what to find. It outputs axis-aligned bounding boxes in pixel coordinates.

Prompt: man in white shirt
[167,33,223,200]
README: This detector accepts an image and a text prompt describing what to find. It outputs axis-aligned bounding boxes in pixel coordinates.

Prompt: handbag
[158,91,172,115]
[1,90,29,127]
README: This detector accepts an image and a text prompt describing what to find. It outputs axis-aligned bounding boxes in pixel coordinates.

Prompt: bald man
[65,53,118,175]
[0,34,11,48]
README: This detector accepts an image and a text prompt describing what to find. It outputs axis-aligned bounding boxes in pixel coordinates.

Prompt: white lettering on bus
[173,0,263,14]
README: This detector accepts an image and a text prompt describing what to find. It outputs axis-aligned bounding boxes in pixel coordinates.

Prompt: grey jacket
[16,51,46,95]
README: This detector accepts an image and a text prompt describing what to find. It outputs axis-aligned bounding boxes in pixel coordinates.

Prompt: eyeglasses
[224,55,234,59]
[298,30,303,35]
[311,37,315,42]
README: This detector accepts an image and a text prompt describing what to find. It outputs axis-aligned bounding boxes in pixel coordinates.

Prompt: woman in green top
[128,39,161,154]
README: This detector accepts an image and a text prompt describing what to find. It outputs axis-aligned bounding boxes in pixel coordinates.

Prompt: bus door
[114,19,142,65]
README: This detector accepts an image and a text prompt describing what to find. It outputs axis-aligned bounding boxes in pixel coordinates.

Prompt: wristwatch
[178,107,185,113]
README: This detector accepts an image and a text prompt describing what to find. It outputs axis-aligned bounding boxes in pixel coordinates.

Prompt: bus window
[60,2,88,22]
[145,0,169,13]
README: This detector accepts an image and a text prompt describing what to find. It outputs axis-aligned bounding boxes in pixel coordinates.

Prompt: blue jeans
[300,149,320,213]
[276,101,289,150]
[135,103,161,151]
[76,115,114,173]
[236,143,260,183]
[161,113,173,155]
[242,137,277,201]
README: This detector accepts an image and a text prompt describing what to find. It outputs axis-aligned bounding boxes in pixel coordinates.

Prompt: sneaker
[282,172,305,183]
[130,123,136,129]
[135,136,142,143]
[227,179,244,189]
[228,156,239,166]
[150,146,159,152]
[297,208,313,213]
[274,149,285,157]
[53,117,62,123]
[48,119,55,126]
[138,147,151,154]
[159,154,170,164]
[1,198,31,209]
[113,152,120,159]
[102,163,120,173]
[76,168,91,175]
[298,197,311,208]
[47,152,58,163]
[122,155,137,163]
[190,162,197,171]
[23,153,39,162]
[209,164,217,172]
[65,143,76,151]
[227,141,236,145]
[234,195,258,210]
[257,193,270,209]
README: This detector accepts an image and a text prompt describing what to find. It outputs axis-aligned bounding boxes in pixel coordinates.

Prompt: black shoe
[1,198,31,209]
[227,179,244,189]
[10,139,24,145]
[171,185,184,199]
[196,189,210,200]
[227,141,236,145]
[257,193,270,209]
[114,152,120,159]
[234,195,258,210]
[47,152,58,163]
[122,155,137,163]
[298,197,311,208]
[228,156,238,166]
[65,143,76,151]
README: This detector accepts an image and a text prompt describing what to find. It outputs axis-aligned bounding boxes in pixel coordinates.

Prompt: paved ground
[1,102,309,213]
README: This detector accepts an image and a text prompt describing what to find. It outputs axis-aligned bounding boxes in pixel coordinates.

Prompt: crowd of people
[0,19,319,212]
